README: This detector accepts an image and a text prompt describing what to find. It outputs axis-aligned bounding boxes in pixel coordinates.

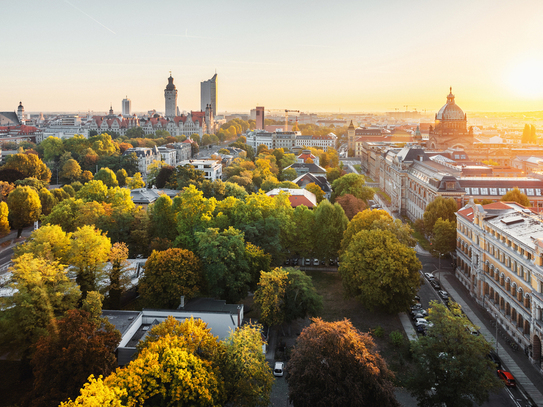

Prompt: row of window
[464,187,542,196]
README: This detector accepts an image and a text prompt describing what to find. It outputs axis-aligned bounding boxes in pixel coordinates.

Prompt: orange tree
[29,309,120,407]
[138,248,204,309]
[287,318,399,407]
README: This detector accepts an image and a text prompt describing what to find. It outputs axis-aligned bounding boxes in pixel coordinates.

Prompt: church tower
[347,120,355,153]
[17,101,25,124]
[164,73,178,118]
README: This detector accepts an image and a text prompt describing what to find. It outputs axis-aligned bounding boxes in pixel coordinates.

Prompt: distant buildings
[255,107,265,130]
[266,188,317,209]
[123,146,162,175]
[201,73,217,115]
[246,130,336,152]
[179,159,222,181]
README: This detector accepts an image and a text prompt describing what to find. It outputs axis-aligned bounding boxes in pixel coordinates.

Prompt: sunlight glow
[507,59,543,98]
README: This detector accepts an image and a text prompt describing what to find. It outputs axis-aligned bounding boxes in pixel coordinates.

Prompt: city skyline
[3,0,543,113]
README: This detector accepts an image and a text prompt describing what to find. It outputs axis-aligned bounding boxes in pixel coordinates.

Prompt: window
[490,188,497,195]
[472,187,480,195]
[527,188,535,196]
[465,187,471,194]
[536,189,542,196]
[520,188,526,194]
[499,188,507,195]
[481,188,488,195]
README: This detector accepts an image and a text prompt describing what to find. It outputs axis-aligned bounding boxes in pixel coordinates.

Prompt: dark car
[416,324,426,335]
[284,259,290,265]
[437,290,449,301]
[430,280,441,290]
[487,352,501,369]
[497,370,516,387]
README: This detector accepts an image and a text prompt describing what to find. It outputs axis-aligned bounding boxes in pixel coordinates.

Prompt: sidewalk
[437,269,543,407]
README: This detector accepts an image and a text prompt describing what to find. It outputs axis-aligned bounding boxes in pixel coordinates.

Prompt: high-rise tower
[200,73,217,115]
[122,97,131,116]
[164,73,178,118]
[256,106,265,130]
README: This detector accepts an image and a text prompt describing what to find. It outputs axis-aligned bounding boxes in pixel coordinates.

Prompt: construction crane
[285,109,300,132]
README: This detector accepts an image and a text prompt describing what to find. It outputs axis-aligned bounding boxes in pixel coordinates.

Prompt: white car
[415,318,434,328]
[274,362,284,377]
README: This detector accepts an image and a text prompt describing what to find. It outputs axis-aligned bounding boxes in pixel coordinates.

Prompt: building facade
[179,159,222,181]
[457,201,543,369]
[246,131,336,151]
[123,146,161,175]
[201,73,217,115]
[255,107,265,130]
[122,97,131,116]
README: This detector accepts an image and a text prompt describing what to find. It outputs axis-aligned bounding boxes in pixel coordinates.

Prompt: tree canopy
[501,187,531,207]
[331,173,374,202]
[423,196,457,235]
[340,229,421,313]
[7,185,42,237]
[3,153,51,182]
[287,318,399,407]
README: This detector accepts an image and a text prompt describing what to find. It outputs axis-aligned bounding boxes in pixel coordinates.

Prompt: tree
[68,226,112,298]
[14,224,71,264]
[287,318,399,407]
[325,165,342,182]
[335,193,366,220]
[0,167,26,184]
[14,176,47,191]
[62,184,76,197]
[0,254,80,361]
[531,124,537,143]
[94,167,119,188]
[220,323,274,407]
[501,186,530,207]
[522,123,530,143]
[287,204,315,258]
[155,165,175,188]
[80,170,93,183]
[29,308,121,407]
[312,200,349,260]
[430,218,457,271]
[3,153,51,182]
[283,268,323,324]
[7,185,41,237]
[41,136,65,162]
[340,229,421,313]
[139,248,203,309]
[196,227,251,303]
[331,173,373,202]
[0,180,15,202]
[126,172,145,189]
[407,302,502,407]
[60,159,82,183]
[105,242,130,309]
[305,182,325,203]
[169,164,205,190]
[245,242,272,291]
[148,195,177,241]
[254,268,289,327]
[423,196,457,235]
[115,168,128,187]
[0,201,9,236]
[75,179,108,203]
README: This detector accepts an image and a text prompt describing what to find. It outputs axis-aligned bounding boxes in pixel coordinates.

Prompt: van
[274,362,284,377]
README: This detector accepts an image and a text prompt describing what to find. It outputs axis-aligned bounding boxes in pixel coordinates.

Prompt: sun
[507,59,543,98]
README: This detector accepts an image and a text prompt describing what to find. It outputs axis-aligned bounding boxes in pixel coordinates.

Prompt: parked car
[329,258,336,266]
[284,259,290,265]
[416,324,427,335]
[412,310,429,319]
[437,290,449,301]
[497,370,516,387]
[305,258,311,266]
[291,258,299,265]
[274,362,285,377]
[313,258,319,266]
[415,319,434,329]
[430,280,441,290]
[321,259,326,265]
[410,303,423,312]
[424,272,435,280]
[487,352,501,369]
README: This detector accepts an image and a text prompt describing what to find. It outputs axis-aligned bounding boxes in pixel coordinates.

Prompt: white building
[123,146,161,175]
[122,97,131,116]
[201,73,217,115]
[164,74,178,118]
[245,131,336,151]
[158,146,177,166]
[167,141,193,163]
[180,159,222,181]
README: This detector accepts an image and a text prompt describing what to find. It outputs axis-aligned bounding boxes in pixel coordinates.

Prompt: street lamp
[495,313,499,357]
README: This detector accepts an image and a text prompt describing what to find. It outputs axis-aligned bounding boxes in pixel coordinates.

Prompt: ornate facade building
[428,88,473,150]
[457,201,543,369]
[164,74,178,118]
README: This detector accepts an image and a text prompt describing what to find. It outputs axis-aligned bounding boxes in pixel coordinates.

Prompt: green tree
[38,188,55,217]
[245,242,272,291]
[14,176,47,191]
[7,185,42,238]
[148,194,177,241]
[287,318,399,407]
[407,302,502,407]
[14,224,71,264]
[62,184,76,197]
[220,323,274,407]
[51,188,70,203]
[423,196,458,235]
[340,229,421,313]
[430,218,457,271]
[75,179,108,203]
[169,164,205,190]
[68,226,112,298]
[94,167,119,188]
[155,165,175,188]
[139,248,203,309]
[312,200,348,260]
[0,254,80,361]
[283,268,323,324]
[305,182,325,203]
[41,136,65,162]
[60,159,82,183]
[500,186,531,207]
[3,153,51,182]
[90,133,118,156]
[326,167,343,183]
[287,204,315,258]
[331,173,373,202]
[29,308,120,407]
[0,201,9,236]
[224,181,248,199]
[196,227,251,303]
[105,242,130,309]
[115,168,128,187]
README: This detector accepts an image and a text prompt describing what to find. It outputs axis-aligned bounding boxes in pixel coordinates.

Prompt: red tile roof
[457,207,475,222]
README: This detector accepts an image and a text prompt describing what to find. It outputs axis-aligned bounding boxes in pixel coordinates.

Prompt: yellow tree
[60,159,82,183]
[7,185,42,238]
[126,172,145,189]
[254,268,289,327]
[68,225,112,298]
[305,182,325,203]
[14,224,71,264]
[0,201,9,236]
[340,209,391,253]
[3,153,51,182]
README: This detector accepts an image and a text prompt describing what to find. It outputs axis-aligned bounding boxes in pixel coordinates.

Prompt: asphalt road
[417,252,532,407]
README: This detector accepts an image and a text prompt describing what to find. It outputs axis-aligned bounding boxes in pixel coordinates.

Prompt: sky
[2,0,543,114]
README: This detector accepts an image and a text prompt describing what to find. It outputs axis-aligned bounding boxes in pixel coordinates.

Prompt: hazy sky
[3,0,543,114]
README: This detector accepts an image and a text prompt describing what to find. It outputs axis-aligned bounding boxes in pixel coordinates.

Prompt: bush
[373,326,384,338]
[389,330,404,348]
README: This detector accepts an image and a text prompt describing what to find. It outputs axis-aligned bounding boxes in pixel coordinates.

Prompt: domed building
[428,88,473,150]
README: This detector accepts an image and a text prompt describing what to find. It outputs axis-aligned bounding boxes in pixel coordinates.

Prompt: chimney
[237,305,241,327]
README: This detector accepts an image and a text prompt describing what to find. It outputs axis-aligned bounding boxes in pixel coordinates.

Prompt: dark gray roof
[396,146,427,162]
[183,297,241,314]
[0,112,20,126]
[102,310,141,336]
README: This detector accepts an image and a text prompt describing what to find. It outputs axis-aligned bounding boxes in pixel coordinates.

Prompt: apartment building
[456,200,543,368]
